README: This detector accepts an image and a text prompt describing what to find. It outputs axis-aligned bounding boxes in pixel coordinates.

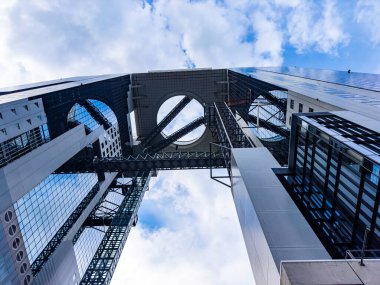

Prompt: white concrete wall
[286,91,343,127]
[231,148,330,285]
[32,241,81,285]
[0,98,46,143]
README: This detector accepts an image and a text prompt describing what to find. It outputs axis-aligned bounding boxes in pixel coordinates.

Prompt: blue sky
[1,0,380,284]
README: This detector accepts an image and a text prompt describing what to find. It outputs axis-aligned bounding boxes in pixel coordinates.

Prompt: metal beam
[141,96,192,146]
[213,102,253,148]
[83,218,113,227]
[80,172,151,285]
[95,152,226,172]
[248,114,289,138]
[145,117,205,153]
[68,120,93,134]
[79,99,113,130]
[55,151,226,173]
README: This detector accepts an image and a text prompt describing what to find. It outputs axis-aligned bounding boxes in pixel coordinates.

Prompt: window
[20,263,27,274]
[290,99,294,109]
[9,225,17,236]
[4,211,12,222]
[309,107,314,112]
[299,103,303,112]
[12,238,20,249]
[16,251,24,262]
[289,116,292,125]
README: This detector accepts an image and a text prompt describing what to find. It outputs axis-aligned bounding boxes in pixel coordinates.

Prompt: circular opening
[9,224,17,236]
[20,263,27,274]
[13,237,20,249]
[4,210,13,222]
[24,275,31,285]
[16,251,24,262]
[157,96,206,145]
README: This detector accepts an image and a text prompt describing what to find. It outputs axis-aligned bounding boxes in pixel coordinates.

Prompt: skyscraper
[0,68,379,285]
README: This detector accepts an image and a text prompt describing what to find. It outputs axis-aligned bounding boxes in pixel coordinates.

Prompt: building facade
[0,68,379,285]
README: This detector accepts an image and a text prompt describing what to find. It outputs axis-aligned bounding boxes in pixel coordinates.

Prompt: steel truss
[55,151,226,173]
[247,113,289,165]
[248,114,289,138]
[207,102,255,183]
[80,171,151,285]
[213,102,253,148]
[94,152,226,172]
[141,96,192,147]
[31,183,100,276]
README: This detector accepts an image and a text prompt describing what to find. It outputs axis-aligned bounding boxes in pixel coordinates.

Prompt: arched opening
[67,99,118,132]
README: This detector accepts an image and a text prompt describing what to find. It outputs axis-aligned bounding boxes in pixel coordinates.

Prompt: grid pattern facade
[0,125,50,168]
[256,67,380,92]
[89,100,118,127]
[74,228,105,277]
[235,67,380,110]
[68,104,101,131]
[73,189,125,278]
[287,114,380,257]
[14,173,97,263]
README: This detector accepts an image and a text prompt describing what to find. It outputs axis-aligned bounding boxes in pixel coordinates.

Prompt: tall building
[0,68,379,285]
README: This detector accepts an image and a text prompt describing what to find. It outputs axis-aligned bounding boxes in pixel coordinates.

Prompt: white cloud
[0,0,288,88]
[355,0,380,46]
[251,11,283,66]
[111,170,254,285]
[286,0,349,54]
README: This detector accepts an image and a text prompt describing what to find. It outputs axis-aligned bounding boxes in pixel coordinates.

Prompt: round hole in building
[24,275,31,285]
[16,250,24,262]
[9,224,17,236]
[4,210,13,222]
[20,262,27,274]
[12,237,20,249]
[156,95,206,146]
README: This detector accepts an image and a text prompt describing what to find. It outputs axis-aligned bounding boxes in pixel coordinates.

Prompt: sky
[1,0,380,284]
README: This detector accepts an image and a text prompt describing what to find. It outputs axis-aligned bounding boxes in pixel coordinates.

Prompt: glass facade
[68,104,101,131]
[18,97,121,274]
[286,113,380,257]
[89,100,118,126]
[74,227,105,277]
[73,188,125,277]
[0,125,50,168]
[234,67,380,109]
[254,67,380,92]
[14,173,97,263]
